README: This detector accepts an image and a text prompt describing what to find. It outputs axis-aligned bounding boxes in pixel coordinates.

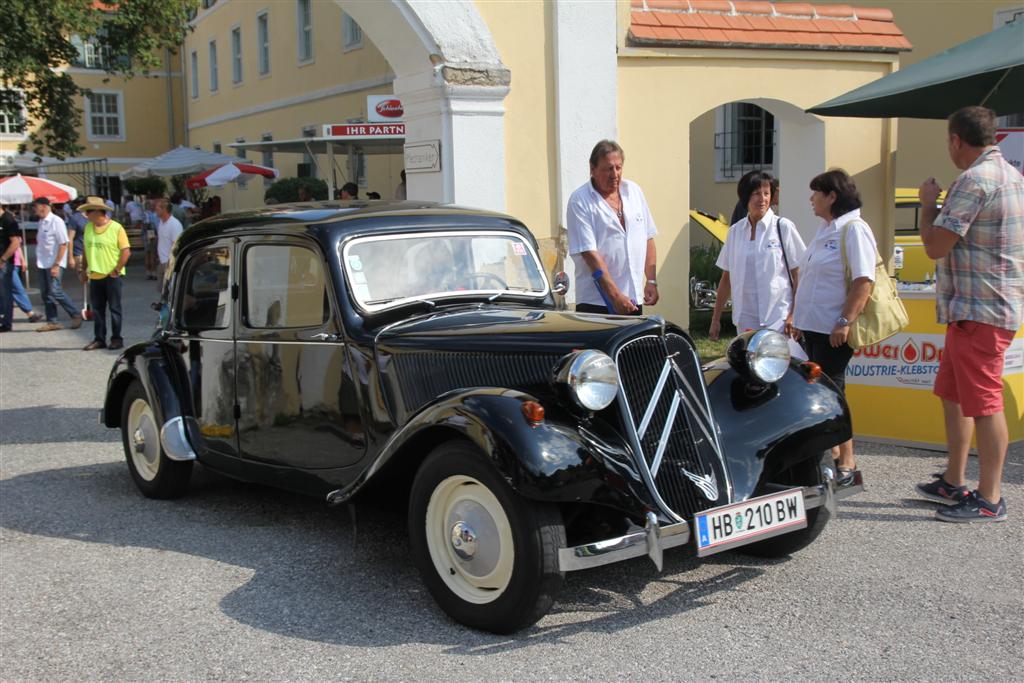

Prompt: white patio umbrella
[120,146,241,178]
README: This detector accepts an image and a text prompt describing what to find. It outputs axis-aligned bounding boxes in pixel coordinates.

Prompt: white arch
[336,0,510,210]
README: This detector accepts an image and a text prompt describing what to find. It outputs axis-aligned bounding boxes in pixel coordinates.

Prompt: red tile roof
[629,1,911,52]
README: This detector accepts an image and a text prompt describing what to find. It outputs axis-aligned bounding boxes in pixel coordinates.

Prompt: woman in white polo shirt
[709,170,805,346]
[793,169,877,479]
[566,140,659,315]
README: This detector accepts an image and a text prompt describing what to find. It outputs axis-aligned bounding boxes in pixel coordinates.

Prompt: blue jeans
[11,268,33,313]
[89,276,123,343]
[0,261,14,330]
[37,267,80,322]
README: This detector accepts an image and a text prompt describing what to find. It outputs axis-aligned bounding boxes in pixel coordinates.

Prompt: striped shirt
[933,147,1024,331]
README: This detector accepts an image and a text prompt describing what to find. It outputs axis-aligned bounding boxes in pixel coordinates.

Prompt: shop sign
[368,95,404,123]
[404,140,441,173]
[322,123,405,138]
[996,128,1024,175]
[846,334,1023,389]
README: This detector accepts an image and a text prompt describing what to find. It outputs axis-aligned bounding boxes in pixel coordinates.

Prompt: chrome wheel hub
[450,521,478,561]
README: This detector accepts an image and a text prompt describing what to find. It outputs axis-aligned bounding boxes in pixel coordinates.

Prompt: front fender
[333,388,661,519]
[704,361,852,501]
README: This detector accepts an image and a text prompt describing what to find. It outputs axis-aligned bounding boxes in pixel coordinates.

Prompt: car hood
[375,305,670,355]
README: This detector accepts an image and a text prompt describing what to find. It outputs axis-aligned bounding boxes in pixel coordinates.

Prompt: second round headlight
[558,350,620,411]
[746,329,792,383]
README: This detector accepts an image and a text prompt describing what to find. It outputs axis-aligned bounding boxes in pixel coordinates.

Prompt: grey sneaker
[936,492,1007,523]
[916,476,969,505]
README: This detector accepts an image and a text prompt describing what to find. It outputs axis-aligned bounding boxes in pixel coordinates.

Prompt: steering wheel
[443,271,508,291]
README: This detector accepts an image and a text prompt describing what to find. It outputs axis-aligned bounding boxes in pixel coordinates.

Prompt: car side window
[179,246,232,330]
[244,244,327,328]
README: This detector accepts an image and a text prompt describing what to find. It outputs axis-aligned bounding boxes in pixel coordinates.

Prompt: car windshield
[341,230,548,311]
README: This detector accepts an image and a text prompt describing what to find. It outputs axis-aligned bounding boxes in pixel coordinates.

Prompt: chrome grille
[615,334,728,520]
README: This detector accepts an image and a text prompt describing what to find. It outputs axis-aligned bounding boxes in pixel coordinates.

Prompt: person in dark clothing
[0,205,25,332]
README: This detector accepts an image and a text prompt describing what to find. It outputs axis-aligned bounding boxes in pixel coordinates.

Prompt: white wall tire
[409,440,565,633]
[120,380,192,499]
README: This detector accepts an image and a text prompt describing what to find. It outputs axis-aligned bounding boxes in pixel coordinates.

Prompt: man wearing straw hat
[77,196,130,351]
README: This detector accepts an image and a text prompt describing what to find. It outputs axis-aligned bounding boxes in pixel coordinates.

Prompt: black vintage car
[101,202,861,633]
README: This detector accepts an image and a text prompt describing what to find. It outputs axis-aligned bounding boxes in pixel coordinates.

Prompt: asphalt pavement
[1,261,1022,681]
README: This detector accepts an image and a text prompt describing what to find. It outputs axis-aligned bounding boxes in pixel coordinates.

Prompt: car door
[235,235,366,469]
[173,239,238,456]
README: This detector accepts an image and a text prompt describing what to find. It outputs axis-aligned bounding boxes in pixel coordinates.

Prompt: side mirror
[552,271,570,296]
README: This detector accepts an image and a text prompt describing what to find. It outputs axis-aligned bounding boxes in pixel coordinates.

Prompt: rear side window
[179,246,232,330]
[244,244,327,328]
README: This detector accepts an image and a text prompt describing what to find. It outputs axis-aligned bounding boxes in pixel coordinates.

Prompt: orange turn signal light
[521,400,545,425]
[801,361,823,383]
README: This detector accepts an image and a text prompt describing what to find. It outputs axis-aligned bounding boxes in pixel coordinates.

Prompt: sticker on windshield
[351,271,367,285]
[349,255,363,271]
[512,242,526,256]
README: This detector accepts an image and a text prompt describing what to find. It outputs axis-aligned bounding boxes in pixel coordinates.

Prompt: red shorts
[933,321,1014,417]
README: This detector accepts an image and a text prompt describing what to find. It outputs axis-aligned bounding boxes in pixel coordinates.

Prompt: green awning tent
[809,18,1024,119]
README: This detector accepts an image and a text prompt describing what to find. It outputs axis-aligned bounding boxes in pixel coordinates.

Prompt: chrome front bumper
[557,469,863,572]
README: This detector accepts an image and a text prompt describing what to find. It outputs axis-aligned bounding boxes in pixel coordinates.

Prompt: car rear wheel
[408,440,565,633]
[121,380,192,499]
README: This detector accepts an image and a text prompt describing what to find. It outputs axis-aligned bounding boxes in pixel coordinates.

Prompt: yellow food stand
[844,287,1024,450]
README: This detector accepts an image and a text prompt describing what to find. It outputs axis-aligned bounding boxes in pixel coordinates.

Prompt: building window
[0,90,25,136]
[70,35,110,70]
[208,40,219,92]
[257,11,270,76]
[342,13,363,51]
[201,0,216,9]
[299,125,317,178]
[231,27,243,84]
[85,91,124,141]
[296,0,313,62]
[190,50,199,98]
[213,141,222,154]
[261,133,274,186]
[714,102,776,181]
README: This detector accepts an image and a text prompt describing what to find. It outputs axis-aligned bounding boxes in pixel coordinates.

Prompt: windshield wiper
[487,287,535,302]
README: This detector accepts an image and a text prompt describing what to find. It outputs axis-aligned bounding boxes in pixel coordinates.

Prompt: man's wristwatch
[646,279,657,286]
[836,315,851,327]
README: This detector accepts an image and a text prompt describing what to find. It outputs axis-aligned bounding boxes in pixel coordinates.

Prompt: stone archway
[336,0,510,211]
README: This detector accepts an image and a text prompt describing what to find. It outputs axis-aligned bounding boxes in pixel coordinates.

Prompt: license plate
[694,489,807,557]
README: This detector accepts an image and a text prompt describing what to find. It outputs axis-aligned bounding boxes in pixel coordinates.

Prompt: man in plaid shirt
[915,106,1023,523]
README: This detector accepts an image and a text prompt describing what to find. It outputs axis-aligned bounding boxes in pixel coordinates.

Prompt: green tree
[0,0,198,159]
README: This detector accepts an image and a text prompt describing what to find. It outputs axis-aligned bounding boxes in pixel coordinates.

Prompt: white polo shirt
[34,212,70,269]
[567,179,657,307]
[715,208,806,332]
[793,209,878,335]
[157,215,184,264]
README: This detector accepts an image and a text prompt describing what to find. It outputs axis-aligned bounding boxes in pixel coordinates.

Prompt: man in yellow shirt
[77,196,131,351]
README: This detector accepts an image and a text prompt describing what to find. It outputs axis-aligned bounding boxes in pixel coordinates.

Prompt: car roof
[178,201,531,247]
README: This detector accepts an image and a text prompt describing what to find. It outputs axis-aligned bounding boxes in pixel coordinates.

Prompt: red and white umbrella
[0,174,79,204]
[186,162,279,189]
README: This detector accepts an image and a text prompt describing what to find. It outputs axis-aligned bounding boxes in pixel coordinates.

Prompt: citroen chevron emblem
[681,469,719,501]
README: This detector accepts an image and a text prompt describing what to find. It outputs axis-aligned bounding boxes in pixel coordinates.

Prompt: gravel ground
[2,263,1021,681]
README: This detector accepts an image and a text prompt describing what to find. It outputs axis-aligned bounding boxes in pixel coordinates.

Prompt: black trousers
[801,330,854,394]
[89,276,123,343]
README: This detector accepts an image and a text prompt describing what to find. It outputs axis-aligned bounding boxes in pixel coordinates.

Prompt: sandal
[836,465,858,484]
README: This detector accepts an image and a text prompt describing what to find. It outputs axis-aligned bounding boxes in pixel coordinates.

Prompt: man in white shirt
[32,197,82,331]
[566,140,658,314]
[154,198,183,289]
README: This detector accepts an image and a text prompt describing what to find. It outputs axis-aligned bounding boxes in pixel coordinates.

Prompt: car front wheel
[408,440,565,633]
[120,380,192,499]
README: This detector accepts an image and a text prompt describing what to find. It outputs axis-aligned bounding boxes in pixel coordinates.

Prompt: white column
[553,0,619,301]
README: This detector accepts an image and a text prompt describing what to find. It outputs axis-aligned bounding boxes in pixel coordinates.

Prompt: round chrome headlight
[556,350,619,411]
[746,329,791,383]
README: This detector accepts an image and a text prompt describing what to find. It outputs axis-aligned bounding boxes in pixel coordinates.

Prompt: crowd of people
[0,191,191,350]
[567,106,1022,524]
